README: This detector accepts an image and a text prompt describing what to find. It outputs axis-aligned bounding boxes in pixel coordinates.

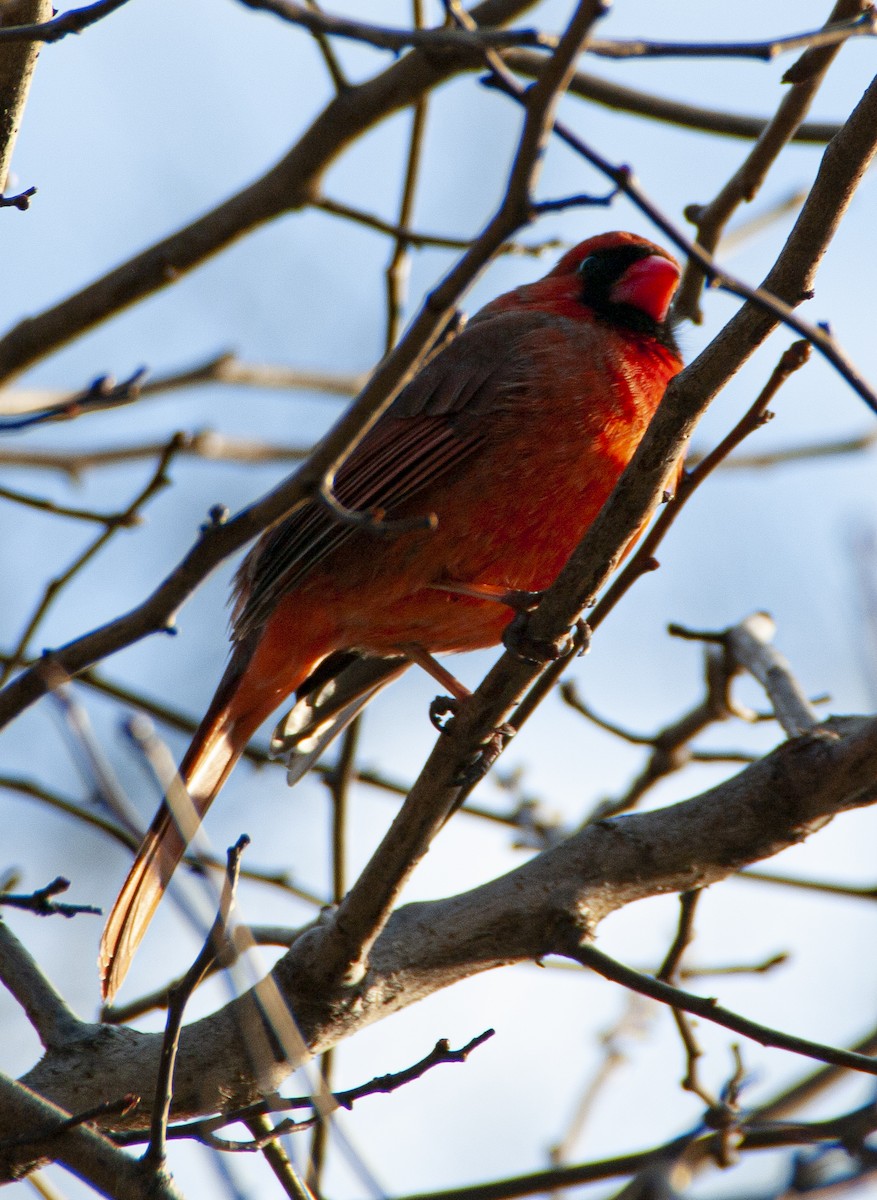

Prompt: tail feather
[99,615,359,1001]
[99,639,287,1003]
[99,693,256,1003]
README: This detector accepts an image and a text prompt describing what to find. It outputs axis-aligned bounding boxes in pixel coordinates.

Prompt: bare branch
[0,877,100,919]
[585,13,877,61]
[0,0,132,44]
[0,368,147,430]
[0,430,311,478]
[0,482,141,526]
[237,0,549,53]
[726,613,821,737]
[0,436,182,688]
[563,644,741,822]
[572,942,877,1078]
[302,0,349,93]
[505,52,845,142]
[697,428,877,469]
[0,921,83,1050]
[16,712,877,1127]
[0,1076,182,1196]
[673,0,868,323]
[0,352,366,417]
[143,838,249,1172]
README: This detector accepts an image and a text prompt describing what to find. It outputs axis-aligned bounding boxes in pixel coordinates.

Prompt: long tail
[99,638,310,1003]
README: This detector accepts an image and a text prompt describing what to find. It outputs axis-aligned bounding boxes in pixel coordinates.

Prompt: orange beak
[610,255,680,323]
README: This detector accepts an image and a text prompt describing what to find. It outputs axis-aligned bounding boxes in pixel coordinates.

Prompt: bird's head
[548,232,681,332]
[487,232,681,352]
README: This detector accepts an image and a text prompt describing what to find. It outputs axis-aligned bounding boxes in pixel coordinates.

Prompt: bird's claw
[503,614,592,664]
[454,723,516,786]
[571,619,592,656]
[429,694,459,732]
[502,611,568,664]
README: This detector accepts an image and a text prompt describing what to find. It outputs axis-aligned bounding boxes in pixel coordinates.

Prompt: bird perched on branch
[100,231,683,1001]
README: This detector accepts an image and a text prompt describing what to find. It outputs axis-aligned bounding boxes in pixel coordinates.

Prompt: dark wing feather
[271,653,410,785]
[233,310,542,640]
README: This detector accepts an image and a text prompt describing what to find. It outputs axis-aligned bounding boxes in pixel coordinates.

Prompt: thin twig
[736,868,877,902]
[0,431,311,478]
[0,1094,139,1149]
[0,185,35,209]
[505,52,845,142]
[698,427,877,469]
[0,1076,180,1199]
[0,352,366,417]
[670,613,822,738]
[0,0,132,43]
[657,892,719,1110]
[237,0,549,53]
[0,435,182,687]
[142,837,250,1172]
[573,942,877,1078]
[385,3,429,353]
[246,1112,315,1198]
[0,482,140,527]
[126,1030,496,1147]
[673,0,867,323]
[565,643,741,823]
[0,876,100,918]
[0,367,147,430]
[585,13,876,61]
[303,0,349,92]
[314,195,476,253]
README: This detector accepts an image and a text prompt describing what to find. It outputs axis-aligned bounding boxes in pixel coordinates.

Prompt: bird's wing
[233,310,547,640]
[271,653,410,786]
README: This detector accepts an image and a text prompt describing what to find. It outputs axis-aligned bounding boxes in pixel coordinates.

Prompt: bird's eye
[576,255,597,280]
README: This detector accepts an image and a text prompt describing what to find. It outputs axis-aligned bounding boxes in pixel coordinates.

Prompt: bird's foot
[503,614,591,665]
[502,614,562,664]
[455,723,516,786]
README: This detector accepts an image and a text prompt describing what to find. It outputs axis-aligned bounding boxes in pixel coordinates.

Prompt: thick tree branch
[0,1075,182,1196]
[0,921,83,1050]
[0,0,51,193]
[7,713,876,1137]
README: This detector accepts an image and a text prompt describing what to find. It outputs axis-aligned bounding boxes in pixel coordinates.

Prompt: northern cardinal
[100,231,682,1000]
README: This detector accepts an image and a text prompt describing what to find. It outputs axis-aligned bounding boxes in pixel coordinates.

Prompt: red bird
[100,231,682,1000]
